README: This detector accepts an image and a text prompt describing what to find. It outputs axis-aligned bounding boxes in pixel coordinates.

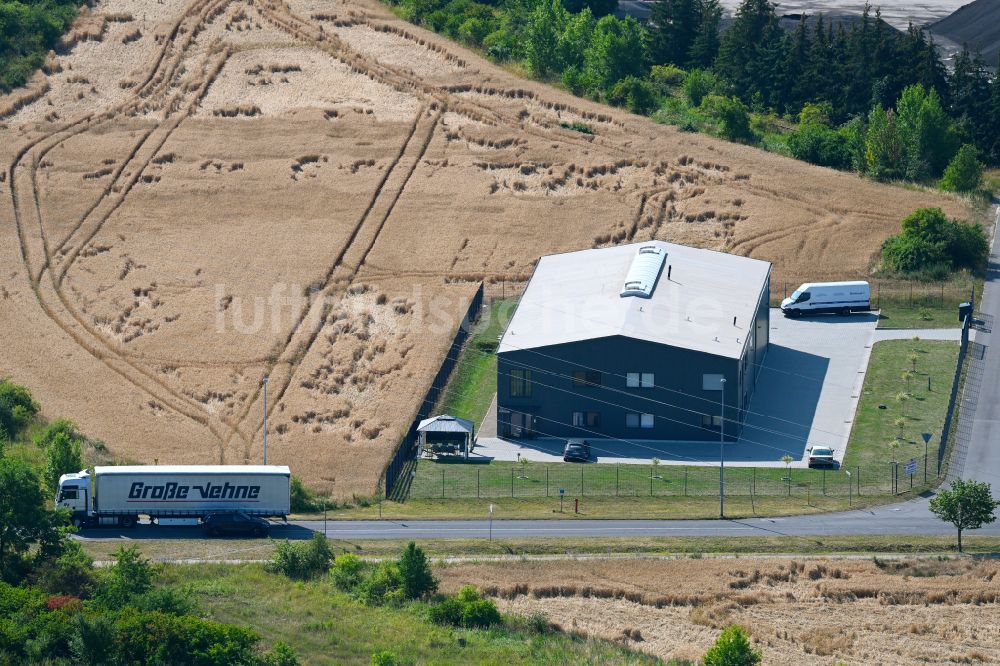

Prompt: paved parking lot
[472,310,935,468]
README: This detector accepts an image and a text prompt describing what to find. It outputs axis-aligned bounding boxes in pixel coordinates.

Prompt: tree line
[391,0,1000,188]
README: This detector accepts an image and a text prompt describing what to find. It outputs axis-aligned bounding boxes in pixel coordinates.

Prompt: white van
[781,281,871,316]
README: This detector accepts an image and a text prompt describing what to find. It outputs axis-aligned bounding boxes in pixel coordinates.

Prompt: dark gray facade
[497,278,770,443]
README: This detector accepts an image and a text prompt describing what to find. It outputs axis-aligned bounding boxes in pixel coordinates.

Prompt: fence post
[616,465,619,497]
[823,469,826,495]
[581,465,584,497]
[511,467,514,498]
[442,467,445,498]
[477,468,480,499]
[684,468,688,496]
[650,466,653,497]
[546,466,549,497]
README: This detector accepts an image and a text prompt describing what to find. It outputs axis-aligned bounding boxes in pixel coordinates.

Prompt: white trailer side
[93,465,291,518]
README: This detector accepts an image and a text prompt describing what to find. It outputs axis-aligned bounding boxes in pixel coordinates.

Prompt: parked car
[563,439,591,462]
[807,446,837,468]
[202,512,270,537]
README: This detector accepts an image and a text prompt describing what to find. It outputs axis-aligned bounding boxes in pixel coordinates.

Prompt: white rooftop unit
[620,244,667,298]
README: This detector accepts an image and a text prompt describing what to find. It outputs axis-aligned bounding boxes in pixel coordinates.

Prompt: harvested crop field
[439,557,1000,665]
[0,0,974,496]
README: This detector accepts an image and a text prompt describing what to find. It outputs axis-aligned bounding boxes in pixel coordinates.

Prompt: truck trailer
[56,465,291,528]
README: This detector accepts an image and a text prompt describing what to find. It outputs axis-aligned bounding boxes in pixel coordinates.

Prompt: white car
[807,446,837,468]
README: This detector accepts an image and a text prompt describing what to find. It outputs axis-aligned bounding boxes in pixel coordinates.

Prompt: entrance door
[510,411,533,438]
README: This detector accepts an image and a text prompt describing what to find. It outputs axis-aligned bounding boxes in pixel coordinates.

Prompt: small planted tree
[894,418,907,441]
[908,352,919,373]
[702,625,761,666]
[929,479,999,552]
[651,457,661,479]
[398,541,437,600]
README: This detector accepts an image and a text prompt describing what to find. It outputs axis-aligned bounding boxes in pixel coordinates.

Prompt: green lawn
[160,564,659,665]
[874,277,979,329]
[434,299,518,429]
[325,492,909,521]
[844,339,960,471]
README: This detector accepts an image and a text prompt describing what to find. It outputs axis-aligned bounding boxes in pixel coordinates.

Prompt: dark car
[202,512,270,537]
[563,438,591,462]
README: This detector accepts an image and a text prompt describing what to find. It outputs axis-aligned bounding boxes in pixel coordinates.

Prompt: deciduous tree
[929,479,999,552]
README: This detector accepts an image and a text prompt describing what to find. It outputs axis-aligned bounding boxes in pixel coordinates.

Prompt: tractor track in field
[7,0,243,458]
[5,0,662,465]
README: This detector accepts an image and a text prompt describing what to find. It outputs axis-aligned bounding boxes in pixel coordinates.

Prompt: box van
[781,281,871,316]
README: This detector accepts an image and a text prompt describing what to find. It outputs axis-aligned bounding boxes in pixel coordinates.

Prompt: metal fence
[383,283,485,499]
[770,278,977,310]
[409,458,938,501]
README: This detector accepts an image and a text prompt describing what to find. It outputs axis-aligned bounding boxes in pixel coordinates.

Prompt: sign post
[921,432,932,483]
[559,488,565,513]
[905,458,917,490]
[845,470,852,507]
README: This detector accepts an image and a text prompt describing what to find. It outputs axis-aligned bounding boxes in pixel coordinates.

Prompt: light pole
[719,377,726,519]
[262,376,269,464]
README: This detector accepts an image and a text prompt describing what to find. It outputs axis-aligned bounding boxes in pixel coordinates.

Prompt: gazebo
[417,414,475,459]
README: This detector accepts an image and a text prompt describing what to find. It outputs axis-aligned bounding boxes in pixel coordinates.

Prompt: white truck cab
[56,470,93,526]
[781,281,871,317]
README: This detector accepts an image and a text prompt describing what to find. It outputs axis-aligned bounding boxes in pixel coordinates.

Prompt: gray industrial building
[496,241,771,443]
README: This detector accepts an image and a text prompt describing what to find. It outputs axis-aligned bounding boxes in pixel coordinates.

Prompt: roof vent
[620,245,667,298]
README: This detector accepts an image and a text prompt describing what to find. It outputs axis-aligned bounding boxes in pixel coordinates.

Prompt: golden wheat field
[439,557,1000,665]
[0,0,975,496]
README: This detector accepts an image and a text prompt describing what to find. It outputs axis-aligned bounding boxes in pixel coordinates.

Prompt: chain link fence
[409,458,937,501]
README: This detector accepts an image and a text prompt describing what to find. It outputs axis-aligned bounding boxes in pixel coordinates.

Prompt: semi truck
[56,465,291,528]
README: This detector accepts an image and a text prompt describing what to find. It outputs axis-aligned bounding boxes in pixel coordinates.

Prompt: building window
[701,415,723,430]
[573,411,600,427]
[510,369,532,397]
[627,372,655,388]
[626,413,655,429]
[572,370,602,387]
[702,374,725,391]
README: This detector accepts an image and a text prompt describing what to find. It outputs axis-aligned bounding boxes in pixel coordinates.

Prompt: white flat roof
[498,241,771,360]
[94,465,291,475]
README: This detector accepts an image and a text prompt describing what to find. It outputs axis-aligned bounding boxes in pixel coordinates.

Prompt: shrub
[682,69,717,107]
[29,540,97,599]
[0,379,38,442]
[787,123,851,170]
[940,144,984,193]
[649,64,686,89]
[355,562,405,607]
[398,542,437,600]
[428,585,503,628]
[881,207,988,274]
[268,533,333,580]
[263,641,301,666]
[95,545,154,609]
[608,76,658,115]
[371,651,399,666]
[699,95,754,143]
[290,476,323,513]
[331,553,367,592]
[702,625,761,666]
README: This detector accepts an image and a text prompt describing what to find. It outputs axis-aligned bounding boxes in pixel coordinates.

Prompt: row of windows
[512,370,656,396]
[570,412,721,430]
[509,369,728,398]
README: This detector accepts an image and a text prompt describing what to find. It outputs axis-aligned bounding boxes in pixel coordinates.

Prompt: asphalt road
[962,202,1000,496]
